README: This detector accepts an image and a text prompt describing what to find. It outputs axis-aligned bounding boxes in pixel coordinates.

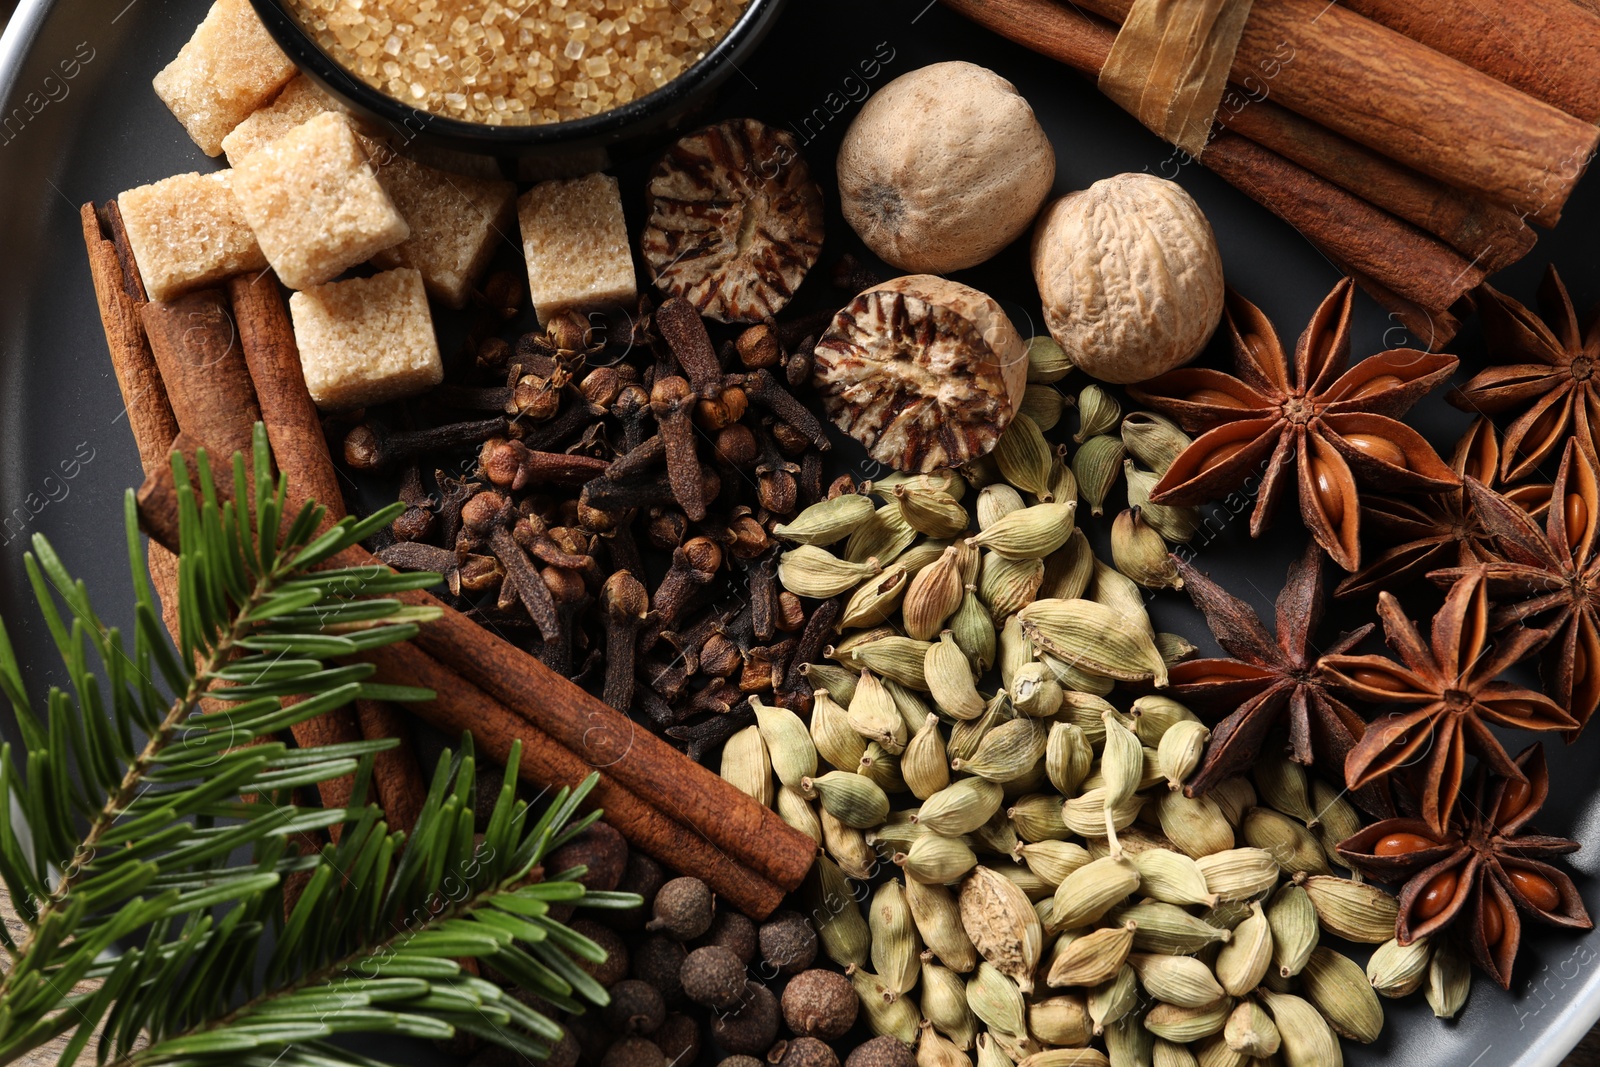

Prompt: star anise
[1430,438,1600,735]
[1337,743,1591,988]
[1321,567,1575,834]
[1130,278,1460,571]
[1336,417,1552,599]
[1167,540,1389,815]
[1452,265,1600,481]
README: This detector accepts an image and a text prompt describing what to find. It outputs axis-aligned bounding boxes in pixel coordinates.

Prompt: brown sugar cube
[517,173,636,325]
[369,151,517,310]
[232,112,409,291]
[220,74,341,166]
[117,170,268,302]
[289,268,442,410]
[152,0,298,157]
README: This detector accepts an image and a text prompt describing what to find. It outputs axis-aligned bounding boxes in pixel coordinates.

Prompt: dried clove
[344,417,507,472]
[651,375,708,521]
[668,704,756,764]
[601,571,649,712]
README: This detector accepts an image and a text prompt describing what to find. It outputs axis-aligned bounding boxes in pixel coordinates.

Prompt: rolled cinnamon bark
[141,291,261,458]
[1074,0,1598,226]
[1341,0,1600,123]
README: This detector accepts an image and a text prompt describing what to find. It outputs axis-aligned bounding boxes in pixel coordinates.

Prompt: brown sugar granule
[284,0,749,126]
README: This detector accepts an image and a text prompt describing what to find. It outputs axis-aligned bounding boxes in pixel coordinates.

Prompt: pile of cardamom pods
[721,340,1471,1067]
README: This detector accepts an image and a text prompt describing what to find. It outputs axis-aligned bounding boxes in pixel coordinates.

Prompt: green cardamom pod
[949,693,1012,763]
[994,414,1056,501]
[973,814,1020,858]
[1090,559,1156,635]
[1129,952,1227,1009]
[1075,385,1122,442]
[1100,710,1145,812]
[1259,990,1340,1067]
[869,819,928,854]
[1266,882,1319,978]
[968,502,1078,561]
[1132,695,1199,745]
[1207,777,1256,827]
[821,804,879,880]
[1214,901,1272,996]
[1120,411,1191,475]
[1152,1038,1199,1067]
[752,695,816,788]
[975,1033,1015,1067]
[1118,902,1231,955]
[959,865,1044,994]
[952,719,1048,783]
[812,687,868,771]
[898,538,958,577]
[1242,807,1330,876]
[1124,461,1201,543]
[1014,840,1091,886]
[808,854,870,967]
[1202,899,1254,932]
[1302,875,1400,944]
[887,677,936,737]
[872,879,925,996]
[918,778,1006,837]
[1061,788,1142,841]
[780,544,882,598]
[907,876,979,973]
[1087,964,1139,1035]
[1009,794,1072,842]
[1047,921,1135,987]
[873,468,968,502]
[998,615,1034,692]
[1253,756,1314,824]
[1027,994,1090,1047]
[978,484,1027,530]
[906,546,968,641]
[950,586,997,674]
[1196,848,1280,902]
[1222,999,1279,1059]
[1192,1036,1244,1067]
[1104,1011,1151,1067]
[721,724,773,807]
[832,626,904,668]
[1111,508,1182,590]
[904,713,953,801]
[1019,598,1168,685]
[1308,779,1362,872]
[899,832,979,885]
[1145,999,1232,1044]
[1129,849,1216,908]
[859,742,907,795]
[919,1021,975,1067]
[1020,384,1068,433]
[1039,528,1094,600]
[1155,791,1234,859]
[979,553,1049,620]
[1425,936,1470,1019]
[1010,662,1064,718]
[923,962,980,1047]
[1043,656,1117,697]
[846,503,919,566]
[853,636,934,691]
[896,485,973,539]
[803,769,890,829]
[994,861,1056,902]
[966,960,1028,1038]
[1071,435,1125,517]
[1300,947,1383,1043]
[850,669,909,754]
[1026,335,1074,384]
[841,564,912,630]
[1156,719,1211,790]
[925,632,986,721]
[1049,855,1140,930]
[1045,722,1093,797]
[774,492,878,546]
[1367,935,1432,998]
[776,784,822,844]
[851,964,923,1043]
[803,663,859,704]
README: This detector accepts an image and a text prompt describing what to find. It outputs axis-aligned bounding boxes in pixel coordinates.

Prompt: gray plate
[3,1,1600,1064]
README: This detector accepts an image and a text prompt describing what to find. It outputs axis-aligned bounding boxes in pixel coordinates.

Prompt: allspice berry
[781,970,858,1041]
[697,911,759,964]
[633,936,688,1003]
[682,945,748,1010]
[720,1058,764,1067]
[603,979,666,1037]
[609,853,668,932]
[547,1028,582,1067]
[710,981,780,1056]
[648,877,715,940]
[653,1013,700,1067]
[845,1036,917,1067]
[777,1037,840,1067]
[546,822,629,893]
[572,919,630,988]
[601,1038,666,1067]
[759,911,818,975]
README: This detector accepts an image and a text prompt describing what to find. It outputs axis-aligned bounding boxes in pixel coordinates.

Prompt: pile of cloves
[343,266,847,760]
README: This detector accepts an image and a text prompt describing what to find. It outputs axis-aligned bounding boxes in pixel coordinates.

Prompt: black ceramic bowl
[246,0,789,177]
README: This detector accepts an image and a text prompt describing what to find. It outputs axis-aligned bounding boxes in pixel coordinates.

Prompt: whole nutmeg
[781,969,858,1040]
[682,945,748,1010]
[709,982,780,1056]
[633,935,688,1002]
[572,919,630,987]
[845,1036,917,1067]
[776,1037,840,1067]
[603,979,666,1037]
[601,1038,666,1067]
[648,877,716,940]
[545,821,629,893]
[837,61,1054,275]
[697,911,759,964]
[1031,173,1224,384]
[758,910,818,975]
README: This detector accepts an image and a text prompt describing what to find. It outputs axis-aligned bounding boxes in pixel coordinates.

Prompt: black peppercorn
[682,945,747,1010]
[781,970,858,1041]
[603,979,666,1037]
[647,877,715,941]
[758,911,818,976]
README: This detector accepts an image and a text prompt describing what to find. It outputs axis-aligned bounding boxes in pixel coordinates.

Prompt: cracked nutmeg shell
[641,117,825,324]
[813,275,1028,473]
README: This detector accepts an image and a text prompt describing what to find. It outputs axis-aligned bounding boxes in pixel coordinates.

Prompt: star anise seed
[1130,278,1460,571]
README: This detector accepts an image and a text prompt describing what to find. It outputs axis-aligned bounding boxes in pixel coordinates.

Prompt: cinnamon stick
[1341,0,1600,124]
[228,271,430,833]
[352,643,792,917]
[141,291,262,457]
[1074,0,1598,226]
